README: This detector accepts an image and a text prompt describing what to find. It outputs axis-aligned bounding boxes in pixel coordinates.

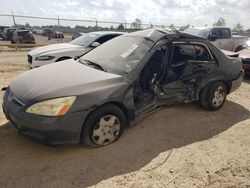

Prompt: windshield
[184,28,210,38]
[70,33,99,46]
[80,35,154,75]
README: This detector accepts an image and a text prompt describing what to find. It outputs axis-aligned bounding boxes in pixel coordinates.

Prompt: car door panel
[155,42,217,104]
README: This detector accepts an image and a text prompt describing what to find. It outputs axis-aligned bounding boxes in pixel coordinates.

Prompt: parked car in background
[11,30,36,44]
[27,31,124,68]
[33,29,43,35]
[42,29,53,37]
[72,32,85,40]
[184,27,248,52]
[3,29,243,146]
[238,48,250,76]
[2,28,15,40]
[0,26,9,38]
[52,31,64,39]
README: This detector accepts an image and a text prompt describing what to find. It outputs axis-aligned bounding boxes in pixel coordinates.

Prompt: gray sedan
[2,29,243,147]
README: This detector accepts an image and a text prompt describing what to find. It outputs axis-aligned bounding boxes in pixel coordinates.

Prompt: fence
[0,13,172,32]
[0,13,178,50]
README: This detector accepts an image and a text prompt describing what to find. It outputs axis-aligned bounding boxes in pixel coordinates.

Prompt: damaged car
[2,29,244,147]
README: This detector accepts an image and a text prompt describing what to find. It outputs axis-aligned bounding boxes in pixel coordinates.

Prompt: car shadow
[243,75,250,83]
[0,100,249,188]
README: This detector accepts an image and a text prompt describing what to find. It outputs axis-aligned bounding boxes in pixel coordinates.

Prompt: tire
[199,84,210,109]
[81,104,126,148]
[199,81,227,111]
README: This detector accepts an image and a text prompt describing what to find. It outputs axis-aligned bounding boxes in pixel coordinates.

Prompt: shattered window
[172,43,213,64]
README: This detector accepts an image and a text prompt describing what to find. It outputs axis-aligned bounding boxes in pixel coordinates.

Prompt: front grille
[28,55,32,64]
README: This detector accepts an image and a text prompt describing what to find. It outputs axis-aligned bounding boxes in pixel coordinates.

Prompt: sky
[0,0,249,29]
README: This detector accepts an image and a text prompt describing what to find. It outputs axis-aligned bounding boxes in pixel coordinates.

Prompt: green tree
[117,23,125,30]
[131,18,142,29]
[169,24,175,29]
[25,22,31,28]
[213,17,226,26]
[233,23,244,32]
[179,24,190,31]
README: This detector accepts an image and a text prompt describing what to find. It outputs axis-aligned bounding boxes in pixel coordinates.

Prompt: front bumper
[2,92,88,145]
[230,69,244,93]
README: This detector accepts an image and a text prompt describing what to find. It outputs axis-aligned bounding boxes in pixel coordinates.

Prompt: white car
[184,27,248,52]
[28,31,123,68]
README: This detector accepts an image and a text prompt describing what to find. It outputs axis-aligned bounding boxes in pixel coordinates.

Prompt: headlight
[35,55,55,61]
[26,96,76,116]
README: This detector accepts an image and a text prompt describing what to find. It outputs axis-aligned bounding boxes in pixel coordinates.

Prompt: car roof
[4,28,15,31]
[124,28,204,43]
[17,30,30,32]
[89,31,125,36]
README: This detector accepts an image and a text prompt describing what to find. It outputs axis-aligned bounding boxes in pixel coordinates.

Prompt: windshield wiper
[79,59,106,72]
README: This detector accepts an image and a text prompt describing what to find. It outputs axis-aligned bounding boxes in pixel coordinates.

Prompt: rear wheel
[81,104,126,148]
[200,82,227,111]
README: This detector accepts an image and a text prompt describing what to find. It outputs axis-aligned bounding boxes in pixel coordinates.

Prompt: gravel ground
[0,51,249,188]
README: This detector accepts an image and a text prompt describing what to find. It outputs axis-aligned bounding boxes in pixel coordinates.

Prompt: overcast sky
[0,0,249,28]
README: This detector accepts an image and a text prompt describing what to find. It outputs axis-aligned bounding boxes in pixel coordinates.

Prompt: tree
[25,22,31,28]
[179,24,190,31]
[131,18,142,29]
[117,23,125,30]
[213,17,226,26]
[233,23,244,32]
[169,24,175,29]
[110,25,114,30]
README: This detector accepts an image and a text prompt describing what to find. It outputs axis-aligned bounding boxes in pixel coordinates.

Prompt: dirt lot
[0,51,250,188]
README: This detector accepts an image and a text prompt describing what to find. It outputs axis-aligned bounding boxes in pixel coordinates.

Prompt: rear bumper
[230,69,244,93]
[2,101,88,145]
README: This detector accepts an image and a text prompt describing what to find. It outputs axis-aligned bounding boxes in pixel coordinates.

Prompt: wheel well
[83,102,132,128]
[79,101,132,142]
[200,80,231,97]
[99,102,132,126]
[55,56,71,62]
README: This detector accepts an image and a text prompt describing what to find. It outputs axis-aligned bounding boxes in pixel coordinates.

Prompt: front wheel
[200,82,227,111]
[81,104,126,148]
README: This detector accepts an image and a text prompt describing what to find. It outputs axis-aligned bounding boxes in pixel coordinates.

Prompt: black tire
[200,81,227,111]
[199,84,210,109]
[81,104,126,148]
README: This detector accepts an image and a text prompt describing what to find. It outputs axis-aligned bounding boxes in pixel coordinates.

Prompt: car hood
[9,59,123,104]
[238,48,250,59]
[29,43,84,56]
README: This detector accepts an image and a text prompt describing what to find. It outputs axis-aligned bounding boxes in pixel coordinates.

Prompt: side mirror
[90,42,100,47]
[208,35,217,41]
